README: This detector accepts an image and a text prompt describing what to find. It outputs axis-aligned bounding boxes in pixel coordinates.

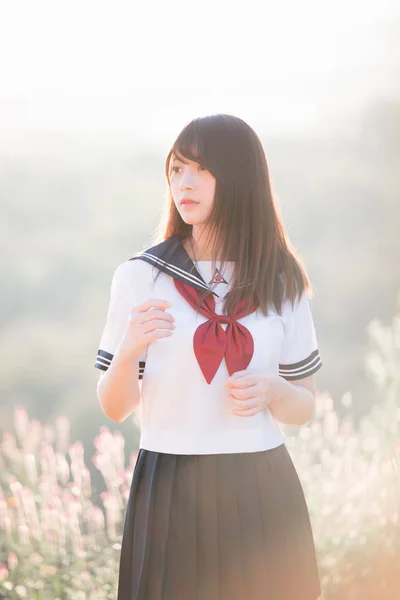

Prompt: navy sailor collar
[128,233,224,298]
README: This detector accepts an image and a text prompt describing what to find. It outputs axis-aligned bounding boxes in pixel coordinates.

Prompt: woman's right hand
[118,298,175,359]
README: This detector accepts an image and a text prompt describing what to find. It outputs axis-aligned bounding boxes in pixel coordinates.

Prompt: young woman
[95,114,323,600]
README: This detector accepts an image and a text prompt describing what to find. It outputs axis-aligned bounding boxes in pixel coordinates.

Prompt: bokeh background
[0,0,399,598]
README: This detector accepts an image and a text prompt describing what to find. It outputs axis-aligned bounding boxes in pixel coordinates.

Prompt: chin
[179,213,205,225]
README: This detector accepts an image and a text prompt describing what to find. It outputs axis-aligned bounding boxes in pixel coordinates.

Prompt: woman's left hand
[224,368,284,417]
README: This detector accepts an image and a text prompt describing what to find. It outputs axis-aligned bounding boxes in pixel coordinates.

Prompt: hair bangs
[167,118,224,182]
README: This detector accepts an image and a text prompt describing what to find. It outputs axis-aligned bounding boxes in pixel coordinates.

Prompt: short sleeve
[94,262,147,379]
[278,290,322,381]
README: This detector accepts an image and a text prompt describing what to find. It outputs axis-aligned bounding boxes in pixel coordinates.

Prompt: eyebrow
[171,155,189,164]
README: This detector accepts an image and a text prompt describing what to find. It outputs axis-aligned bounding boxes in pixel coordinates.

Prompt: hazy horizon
[1,0,399,160]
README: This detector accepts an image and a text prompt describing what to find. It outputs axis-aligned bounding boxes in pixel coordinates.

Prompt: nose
[179,171,195,191]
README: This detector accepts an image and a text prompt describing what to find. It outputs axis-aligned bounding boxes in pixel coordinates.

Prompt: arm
[97,344,142,423]
[268,374,317,426]
[94,263,142,423]
[94,263,174,422]
[273,288,322,426]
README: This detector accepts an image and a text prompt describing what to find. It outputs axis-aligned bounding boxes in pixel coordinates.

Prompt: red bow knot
[173,279,257,384]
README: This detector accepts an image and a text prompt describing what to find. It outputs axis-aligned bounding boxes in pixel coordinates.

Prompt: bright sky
[0,0,399,154]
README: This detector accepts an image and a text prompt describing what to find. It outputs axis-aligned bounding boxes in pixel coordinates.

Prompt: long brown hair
[150,113,312,317]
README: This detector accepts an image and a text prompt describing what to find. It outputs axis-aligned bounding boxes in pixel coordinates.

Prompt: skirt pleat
[117,444,321,600]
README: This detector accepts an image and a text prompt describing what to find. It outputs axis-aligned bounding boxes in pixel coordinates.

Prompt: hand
[224,368,284,417]
[118,298,175,359]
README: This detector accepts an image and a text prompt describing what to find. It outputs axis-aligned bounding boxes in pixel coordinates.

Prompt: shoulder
[109,257,165,306]
[112,257,154,285]
[110,235,180,292]
[279,287,312,331]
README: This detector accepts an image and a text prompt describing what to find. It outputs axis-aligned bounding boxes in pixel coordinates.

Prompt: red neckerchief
[173,279,257,384]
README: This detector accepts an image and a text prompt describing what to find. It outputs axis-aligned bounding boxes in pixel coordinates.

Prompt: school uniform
[94,233,323,600]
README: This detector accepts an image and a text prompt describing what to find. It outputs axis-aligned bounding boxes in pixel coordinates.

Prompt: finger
[228,388,256,400]
[140,310,175,324]
[230,396,258,408]
[145,328,174,341]
[143,319,176,334]
[228,383,262,398]
[226,370,249,380]
[136,299,172,312]
[225,377,257,389]
[231,407,260,417]
[229,369,248,379]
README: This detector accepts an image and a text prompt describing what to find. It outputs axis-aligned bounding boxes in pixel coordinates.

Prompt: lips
[181,198,199,205]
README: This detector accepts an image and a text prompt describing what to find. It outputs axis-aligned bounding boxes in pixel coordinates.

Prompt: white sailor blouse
[94,234,323,454]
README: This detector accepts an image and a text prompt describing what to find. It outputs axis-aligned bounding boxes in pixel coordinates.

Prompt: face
[169,153,216,227]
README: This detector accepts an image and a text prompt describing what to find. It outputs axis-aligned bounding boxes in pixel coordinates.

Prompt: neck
[186,226,216,261]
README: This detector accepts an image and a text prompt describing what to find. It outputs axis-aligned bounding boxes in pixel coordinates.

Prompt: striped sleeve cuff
[278,349,322,381]
[94,349,146,379]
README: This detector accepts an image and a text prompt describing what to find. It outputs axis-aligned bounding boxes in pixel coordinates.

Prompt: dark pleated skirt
[117,443,322,600]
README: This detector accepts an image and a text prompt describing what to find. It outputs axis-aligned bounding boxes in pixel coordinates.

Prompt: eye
[171,164,207,174]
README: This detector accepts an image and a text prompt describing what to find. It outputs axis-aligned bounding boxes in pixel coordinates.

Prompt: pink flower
[7,552,18,571]
[0,563,9,581]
